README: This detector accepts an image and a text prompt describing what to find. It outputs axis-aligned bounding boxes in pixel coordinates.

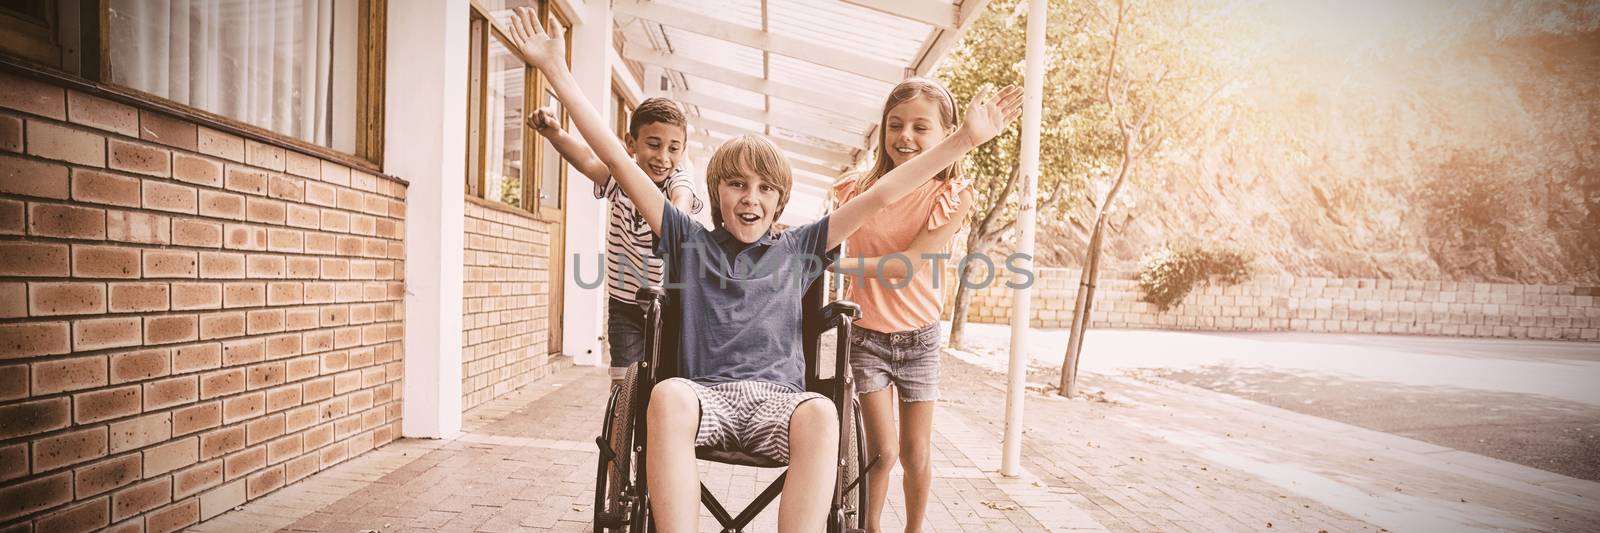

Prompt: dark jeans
[607,297,648,378]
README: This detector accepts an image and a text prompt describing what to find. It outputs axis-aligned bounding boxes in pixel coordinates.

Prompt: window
[0,0,386,166]
[465,0,569,218]
[611,88,634,144]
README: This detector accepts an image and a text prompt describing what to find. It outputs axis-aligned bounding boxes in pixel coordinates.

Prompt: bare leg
[858,387,899,533]
[897,400,936,533]
[777,398,840,533]
[645,380,700,533]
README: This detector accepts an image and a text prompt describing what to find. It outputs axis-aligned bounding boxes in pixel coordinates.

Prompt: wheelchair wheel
[594,365,641,531]
[839,399,867,532]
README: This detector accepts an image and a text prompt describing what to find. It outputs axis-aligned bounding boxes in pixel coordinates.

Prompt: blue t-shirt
[653,201,837,392]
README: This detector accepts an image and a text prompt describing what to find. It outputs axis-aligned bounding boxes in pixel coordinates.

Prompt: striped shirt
[595,168,703,304]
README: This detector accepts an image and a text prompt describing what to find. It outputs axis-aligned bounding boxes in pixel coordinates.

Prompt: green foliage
[935,0,1120,240]
[1136,244,1251,312]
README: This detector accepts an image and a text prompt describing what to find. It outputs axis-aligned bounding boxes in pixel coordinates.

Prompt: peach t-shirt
[833,174,971,334]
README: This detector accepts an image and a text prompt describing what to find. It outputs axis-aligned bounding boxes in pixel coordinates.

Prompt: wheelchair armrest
[634,286,666,312]
[804,300,860,338]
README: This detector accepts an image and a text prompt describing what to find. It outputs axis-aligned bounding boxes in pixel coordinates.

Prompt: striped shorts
[665,378,826,464]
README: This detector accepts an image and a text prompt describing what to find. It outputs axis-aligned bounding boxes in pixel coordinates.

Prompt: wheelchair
[592,277,874,532]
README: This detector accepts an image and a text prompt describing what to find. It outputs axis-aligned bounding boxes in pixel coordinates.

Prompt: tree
[1058,0,1234,397]
[937,0,1118,348]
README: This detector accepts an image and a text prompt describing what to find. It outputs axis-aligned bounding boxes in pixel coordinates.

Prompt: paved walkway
[192,349,1600,532]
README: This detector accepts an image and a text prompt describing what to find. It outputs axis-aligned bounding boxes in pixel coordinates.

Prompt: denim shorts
[849,322,942,401]
[607,297,647,379]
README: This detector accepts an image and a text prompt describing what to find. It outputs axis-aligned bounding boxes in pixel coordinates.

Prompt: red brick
[284,452,319,483]
[221,338,264,367]
[246,310,285,336]
[34,426,109,471]
[245,463,285,499]
[171,399,220,436]
[68,91,137,136]
[110,477,171,522]
[222,282,264,309]
[265,384,301,412]
[0,242,68,277]
[319,209,349,232]
[0,114,19,152]
[222,392,265,424]
[284,308,318,331]
[144,497,199,533]
[105,209,170,244]
[286,203,319,229]
[245,414,284,446]
[138,110,198,152]
[198,368,245,400]
[72,316,140,351]
[171,343,221,374]
[265,333,301,358]
[0,153,69,198]
[265,434,301,465]
[0,471,71,523]
[26,120,105,166]
[71,245,140,278]
[320,161,350,186]
[0,198,23,234]
[141,251,195,280]
[142,179,197,214]
[0,444,24,484]
[286,256,319,279]
[197,127,244,162]
[198,311,245,340]
[28,281,107,316]
[172,152,222,187]
[335,189,363,211]
[142,436,197,477]
[0,397,68,440]
[31,354,107,394]
[244,140,285,171]
[303,232,336,255]
[106,412,170,453]
[30,202,105,239]
[301,377,334,403]
[74,385,141,424]
[69,169,140,207]
[104,518,143,533]
[245,362,285,391]
[340,236,367,256]
[245,197,286,224]
[283,405,317,433]
[304,181,336,207]
[172,460,222,499]
[109,139,171,177]
[223,444,265,479]
[33,495,109,533]
[171,218,222,248]
[144,314,198,345]
[143,376,197,411]
[284,151,320,179]
[223,165,268,195]
[349,214,376,235]
[0,364,25,401]
[169,282,220,311]
[246,254,285,278]
[74,453,141,499]
[268,174,305,202]
[108,282,169,313]
[199,426,244,462]
[318,440,348,467]
[0,72,66,119]
[197,252,244,279]
[198,189,245,220]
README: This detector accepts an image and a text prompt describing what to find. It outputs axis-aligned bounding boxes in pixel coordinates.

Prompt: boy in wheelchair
[504,8,1021,531]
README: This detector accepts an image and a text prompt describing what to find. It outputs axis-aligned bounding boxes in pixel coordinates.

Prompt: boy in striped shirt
[529,98,703,382]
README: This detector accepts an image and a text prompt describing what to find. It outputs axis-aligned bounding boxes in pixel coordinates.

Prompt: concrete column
[562,0,613,366]
[1002,0,1047,477]
[392,0,468,438]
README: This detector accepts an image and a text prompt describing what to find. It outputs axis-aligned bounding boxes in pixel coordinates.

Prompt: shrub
[1136,244,1252,312]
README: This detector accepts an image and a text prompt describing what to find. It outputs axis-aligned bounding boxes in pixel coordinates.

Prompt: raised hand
[527,106,558,133]
[959,85,1025,147]
[505,6,565,70]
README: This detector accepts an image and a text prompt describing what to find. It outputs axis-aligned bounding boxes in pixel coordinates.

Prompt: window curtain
[108,0,336,147]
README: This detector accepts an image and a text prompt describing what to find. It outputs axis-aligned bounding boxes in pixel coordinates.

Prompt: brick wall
[461,198,561,412]
[947,267,1600,341]
[0,70,407,531]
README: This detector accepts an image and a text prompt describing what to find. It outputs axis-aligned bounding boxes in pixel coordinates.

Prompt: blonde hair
[858,77,963,193]
[705,135,792,227]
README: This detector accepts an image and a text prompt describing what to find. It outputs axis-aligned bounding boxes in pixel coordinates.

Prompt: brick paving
[194,351,1600,532]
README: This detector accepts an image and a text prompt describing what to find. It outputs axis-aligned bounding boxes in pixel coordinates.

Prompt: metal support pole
[1002,0,1047,478]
